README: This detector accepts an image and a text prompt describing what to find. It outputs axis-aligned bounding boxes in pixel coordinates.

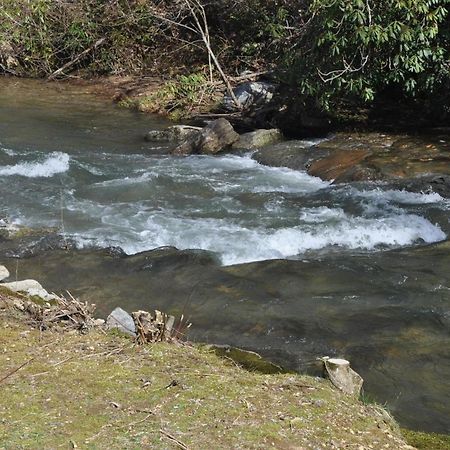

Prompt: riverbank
[0,287,415,449]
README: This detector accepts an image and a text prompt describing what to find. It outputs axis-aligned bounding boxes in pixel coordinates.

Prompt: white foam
[70,209,446,266]
[358,188,444,205]
[0,152,70,178]
[0,146,17,156]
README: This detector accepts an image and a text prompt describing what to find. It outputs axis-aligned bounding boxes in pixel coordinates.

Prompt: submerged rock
[173,118,239,155]
[207,345,286,374]
[232,129,282,150]
[5,234,77,258]
[106,307,136,337]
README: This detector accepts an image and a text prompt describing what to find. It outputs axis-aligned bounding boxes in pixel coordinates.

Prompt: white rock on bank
[1,279,60,301]
[0,265,9,281]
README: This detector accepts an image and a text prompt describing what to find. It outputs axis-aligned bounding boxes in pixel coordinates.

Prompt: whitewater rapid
[0,147,447,265]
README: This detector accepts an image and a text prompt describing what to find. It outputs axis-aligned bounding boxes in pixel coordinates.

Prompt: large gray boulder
[106,307,136,336]
[173,119,239,155]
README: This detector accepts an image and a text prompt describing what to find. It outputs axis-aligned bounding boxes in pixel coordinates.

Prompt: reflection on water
[0,78,449,434]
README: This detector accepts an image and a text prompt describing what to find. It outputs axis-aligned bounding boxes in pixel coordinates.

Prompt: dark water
[0,78,449,433]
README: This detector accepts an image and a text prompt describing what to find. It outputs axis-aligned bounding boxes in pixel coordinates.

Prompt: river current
[1,79,449,433]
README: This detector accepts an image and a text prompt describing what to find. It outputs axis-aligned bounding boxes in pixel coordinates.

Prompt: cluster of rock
[145,119,282,156]
[1,263,179,343]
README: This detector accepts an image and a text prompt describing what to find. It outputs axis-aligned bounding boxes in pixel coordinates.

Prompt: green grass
[0,292,414,449]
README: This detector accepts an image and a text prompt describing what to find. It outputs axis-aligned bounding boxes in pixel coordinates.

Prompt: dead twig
[0,358,34,384]
[160,429,190,450]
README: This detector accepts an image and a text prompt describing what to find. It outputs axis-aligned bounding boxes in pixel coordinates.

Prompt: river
[1,78,449,433]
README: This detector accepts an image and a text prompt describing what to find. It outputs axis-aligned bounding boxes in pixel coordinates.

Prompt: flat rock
[2,279,59,301]
[0,265,9,281]
[106,307,136,336]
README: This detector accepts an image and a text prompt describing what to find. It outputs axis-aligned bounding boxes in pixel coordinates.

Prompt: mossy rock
[205,344,287,374]
[402,429,450,450]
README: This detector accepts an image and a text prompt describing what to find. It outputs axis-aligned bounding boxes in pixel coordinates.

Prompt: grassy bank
[0,288,415,449]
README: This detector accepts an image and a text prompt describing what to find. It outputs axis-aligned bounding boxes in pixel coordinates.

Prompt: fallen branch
[160,429,189,450]
[48,38,106,80]
[0,358,34,384]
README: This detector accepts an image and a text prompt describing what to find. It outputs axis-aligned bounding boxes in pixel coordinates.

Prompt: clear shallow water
[1,78,450,433]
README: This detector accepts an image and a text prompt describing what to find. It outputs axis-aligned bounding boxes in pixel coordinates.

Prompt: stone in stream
[232,129,283,150]
[172,118,239,155]
[106,307,137,337]
[0,265,9,281]
[1,279,60,301]
[145,125,202,142]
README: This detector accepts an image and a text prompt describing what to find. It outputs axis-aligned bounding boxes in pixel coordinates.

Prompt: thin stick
[183,0,241,109]
[0,358,34,384]
[160,429,189,450]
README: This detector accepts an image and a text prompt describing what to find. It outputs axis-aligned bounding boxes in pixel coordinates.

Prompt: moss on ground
[0,291,415,449]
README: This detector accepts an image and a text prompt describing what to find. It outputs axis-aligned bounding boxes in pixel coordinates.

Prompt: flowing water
[1,78,449,433]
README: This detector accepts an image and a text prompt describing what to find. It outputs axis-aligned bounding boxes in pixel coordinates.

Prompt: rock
[232,129,283,150]
[0,265,9,281]
[1,279,60,301]
[322,357,363,397]
[223,81,276,112]
[94,318,105,327]
[253,140,331,171]
[391,174,450,199]
[145,125,202,142]
[308,149,372,182]
[106,307,136,336]
[173,119,239,155]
